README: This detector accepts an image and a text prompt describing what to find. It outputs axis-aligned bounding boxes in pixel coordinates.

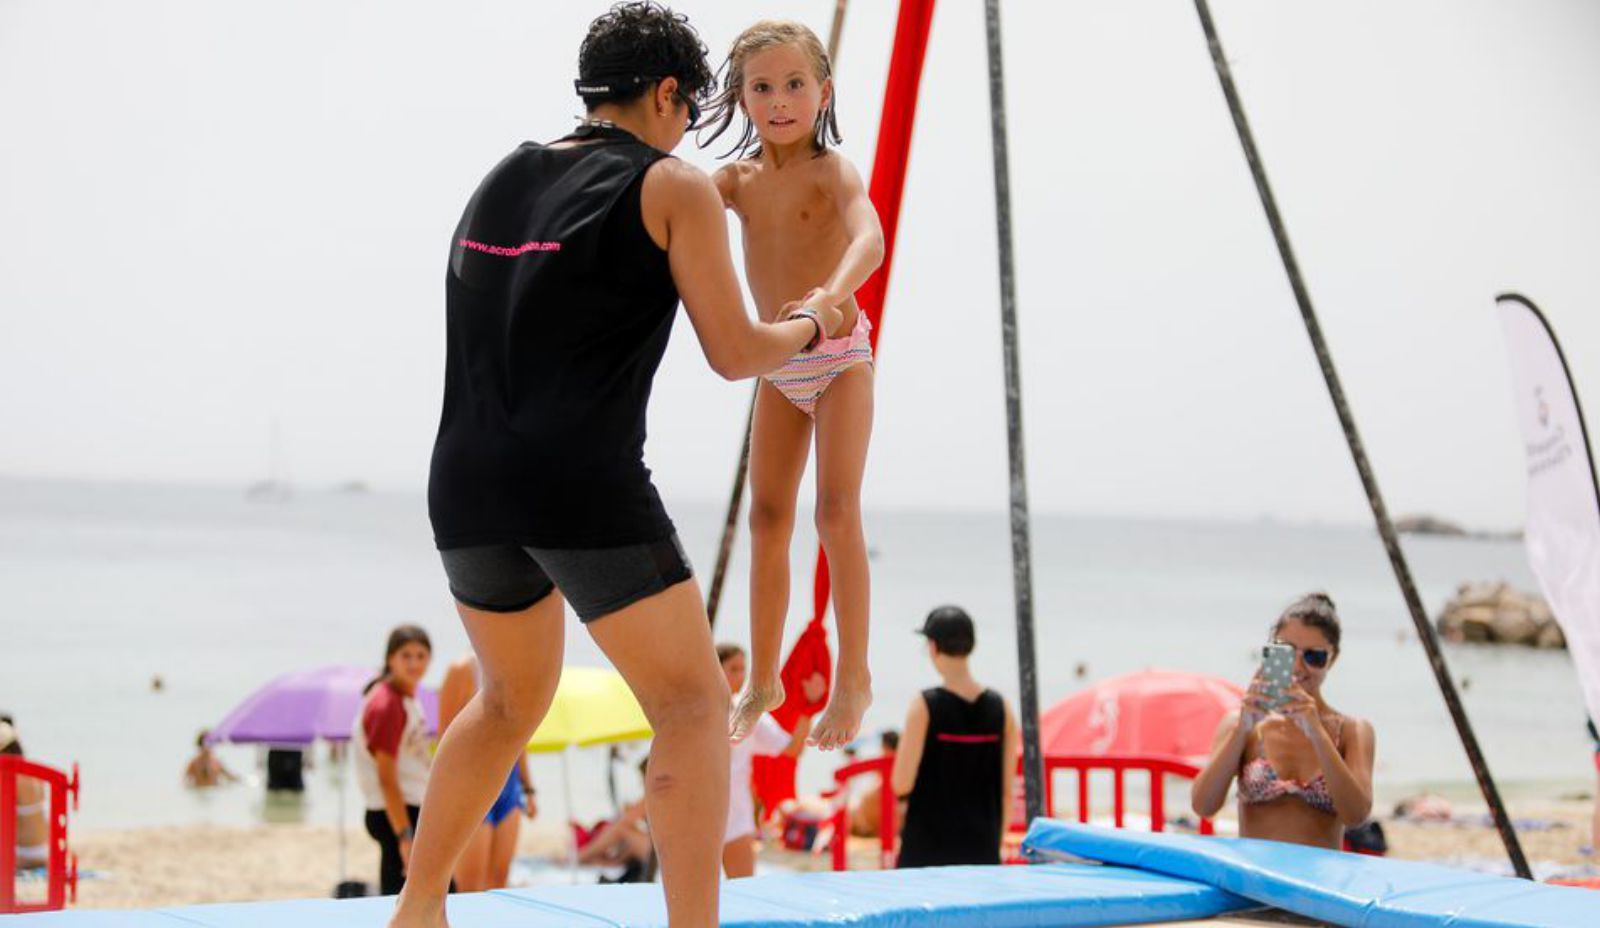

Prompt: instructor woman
[390,5,840,927]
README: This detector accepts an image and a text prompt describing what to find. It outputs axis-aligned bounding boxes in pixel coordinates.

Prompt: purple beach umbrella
[207,664,439,746]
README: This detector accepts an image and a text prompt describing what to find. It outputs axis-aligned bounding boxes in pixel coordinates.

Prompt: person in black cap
[889,606,1019,867]
[399,3,841,926]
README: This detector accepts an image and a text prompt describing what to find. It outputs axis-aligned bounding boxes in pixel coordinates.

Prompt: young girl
[703,20,884,750]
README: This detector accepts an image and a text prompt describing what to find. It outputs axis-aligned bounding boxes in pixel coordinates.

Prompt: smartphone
[1259,643,1295,712]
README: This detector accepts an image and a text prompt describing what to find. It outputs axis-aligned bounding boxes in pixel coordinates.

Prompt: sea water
[0,478,1586,833]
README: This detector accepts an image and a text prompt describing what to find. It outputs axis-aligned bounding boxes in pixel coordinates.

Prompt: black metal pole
[983,0,1045,825]
[1194,0,1530,878]
[706,3,851,627]
[826,0,848,62]
[705,397,754,627]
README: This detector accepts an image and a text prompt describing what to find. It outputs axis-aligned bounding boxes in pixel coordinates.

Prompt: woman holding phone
[1191,593,1376,849]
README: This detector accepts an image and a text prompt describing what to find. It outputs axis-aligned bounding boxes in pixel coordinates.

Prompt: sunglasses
[1271,640,1332,669]
[677,90,701,130]
[574,74,700,129]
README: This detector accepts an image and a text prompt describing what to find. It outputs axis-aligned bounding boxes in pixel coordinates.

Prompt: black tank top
[428,126,680,549]
[897,687,1006,868]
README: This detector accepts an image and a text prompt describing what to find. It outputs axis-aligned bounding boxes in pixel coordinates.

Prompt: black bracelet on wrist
[793,311,824,351]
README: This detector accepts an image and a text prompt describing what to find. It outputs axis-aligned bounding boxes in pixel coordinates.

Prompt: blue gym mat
[1023,819,1600,928]
[5,861,1249,926]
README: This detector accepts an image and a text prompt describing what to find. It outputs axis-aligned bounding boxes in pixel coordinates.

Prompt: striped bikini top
[1238,714,1345,816]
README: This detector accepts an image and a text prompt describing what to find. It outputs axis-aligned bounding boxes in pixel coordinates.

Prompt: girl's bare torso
[723,151,860,335]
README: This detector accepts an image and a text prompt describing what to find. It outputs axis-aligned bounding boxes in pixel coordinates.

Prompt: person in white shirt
[353,625,436,895]
[716,643,802,877]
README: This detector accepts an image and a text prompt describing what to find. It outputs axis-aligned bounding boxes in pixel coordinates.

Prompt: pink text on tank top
[937,733,1000,744]
[458,238,562,257]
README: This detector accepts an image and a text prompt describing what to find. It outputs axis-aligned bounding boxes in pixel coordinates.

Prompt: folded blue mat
[6,861,1249,927]
[1023,819,1600,928]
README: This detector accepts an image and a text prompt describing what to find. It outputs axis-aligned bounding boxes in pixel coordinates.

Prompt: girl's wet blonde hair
[699,19,842,159]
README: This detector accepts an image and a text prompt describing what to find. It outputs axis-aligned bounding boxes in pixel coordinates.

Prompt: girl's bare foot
[729,678,785,742]
[810,673,871,751]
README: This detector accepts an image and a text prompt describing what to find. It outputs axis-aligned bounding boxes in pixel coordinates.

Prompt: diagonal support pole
[1192,0,1529,878]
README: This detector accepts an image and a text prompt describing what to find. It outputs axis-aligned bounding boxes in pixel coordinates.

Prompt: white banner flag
[1496,293,1600,725]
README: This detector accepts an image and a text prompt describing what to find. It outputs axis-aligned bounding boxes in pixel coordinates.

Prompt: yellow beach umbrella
[525,666,652,881]
[526,666,652,753]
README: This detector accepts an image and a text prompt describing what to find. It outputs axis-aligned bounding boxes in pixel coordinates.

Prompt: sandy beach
[40,796,1595,911]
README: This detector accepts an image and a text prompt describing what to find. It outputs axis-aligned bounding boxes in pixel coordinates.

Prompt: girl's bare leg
[732,380,814,741]
[809,364,874,751]
[486,812,520,889]
[588,579,730,928]
[389,595,566,928]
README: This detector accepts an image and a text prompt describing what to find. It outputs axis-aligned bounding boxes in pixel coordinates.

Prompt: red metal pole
[46,773,66,910]
[1,758,16,913]
[877,755,898,868]
[1150,771,1166,833]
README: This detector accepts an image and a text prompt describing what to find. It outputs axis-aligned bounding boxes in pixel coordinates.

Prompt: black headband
[575,74,660,98]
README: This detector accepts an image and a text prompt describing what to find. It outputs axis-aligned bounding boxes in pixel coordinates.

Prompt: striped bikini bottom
[763,311,874,418]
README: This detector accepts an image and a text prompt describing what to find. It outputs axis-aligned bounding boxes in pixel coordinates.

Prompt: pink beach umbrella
[1039,668,1243,763]
[207,664,438,746]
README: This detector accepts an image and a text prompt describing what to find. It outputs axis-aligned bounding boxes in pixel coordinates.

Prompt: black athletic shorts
[439,535,693,623]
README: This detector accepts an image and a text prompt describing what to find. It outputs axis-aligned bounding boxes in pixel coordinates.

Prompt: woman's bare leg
[731,380,813,741]
[809,364,874,750]
[454,823,491,892]
[389,594,565,927]
[588,579,729,928]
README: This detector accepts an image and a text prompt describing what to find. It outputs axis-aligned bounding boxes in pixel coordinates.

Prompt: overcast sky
[2,0,1597,528]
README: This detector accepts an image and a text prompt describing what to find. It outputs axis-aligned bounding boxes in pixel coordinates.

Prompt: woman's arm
[815,157,885,314]
[1283,691,1375,825]
[1190,711,1252,819]
[641,159,841,379]
[373,751,412,860]
[889,695,929,798]
[999,701,1020,841]
[518,753,538,818]
[782,715,812,758]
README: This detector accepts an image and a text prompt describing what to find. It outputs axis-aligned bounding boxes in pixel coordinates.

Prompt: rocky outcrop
[1396,514,1468,536]
[1436,582,1564,649]
[1395,514,1522,541]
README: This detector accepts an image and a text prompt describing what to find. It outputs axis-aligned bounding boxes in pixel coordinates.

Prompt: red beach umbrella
[1039,669,1243,763]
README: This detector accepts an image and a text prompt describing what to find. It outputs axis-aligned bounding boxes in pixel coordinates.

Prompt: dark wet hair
[0,719,21,757]
[698,19,842,160]
[715,643,745,665]
[364,624,433,694]
[577,2,713,113]
[1272,592,1342,652]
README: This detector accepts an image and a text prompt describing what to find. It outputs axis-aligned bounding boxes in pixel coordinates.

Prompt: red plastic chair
[1031,754,1215,836]
[823,754,897,871]
[822,752,1214,872]
[1,755,79,914]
